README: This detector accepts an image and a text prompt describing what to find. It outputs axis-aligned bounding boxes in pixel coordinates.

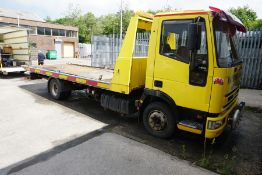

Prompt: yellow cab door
[151,13,214,112]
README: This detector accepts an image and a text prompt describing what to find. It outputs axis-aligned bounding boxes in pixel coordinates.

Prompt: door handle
[154,80,163,88]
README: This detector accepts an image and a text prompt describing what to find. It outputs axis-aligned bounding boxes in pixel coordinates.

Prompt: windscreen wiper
[231,60,243,67]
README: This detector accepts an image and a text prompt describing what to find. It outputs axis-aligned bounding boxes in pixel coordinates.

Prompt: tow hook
[228,102,245,130]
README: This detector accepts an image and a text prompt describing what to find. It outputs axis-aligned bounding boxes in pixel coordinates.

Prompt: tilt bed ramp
[28,12,151,96]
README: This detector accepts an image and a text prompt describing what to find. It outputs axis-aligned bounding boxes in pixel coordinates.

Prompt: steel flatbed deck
[29,64,113,90]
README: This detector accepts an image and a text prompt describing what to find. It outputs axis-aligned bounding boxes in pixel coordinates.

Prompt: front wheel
[143,102,176,138]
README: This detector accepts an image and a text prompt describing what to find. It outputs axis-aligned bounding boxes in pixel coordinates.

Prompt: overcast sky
[2,0,262,19]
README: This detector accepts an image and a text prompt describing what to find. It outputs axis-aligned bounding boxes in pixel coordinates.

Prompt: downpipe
[228,102,245,130]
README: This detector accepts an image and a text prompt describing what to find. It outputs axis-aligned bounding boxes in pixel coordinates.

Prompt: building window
[0,22,12,27]
[72,31,77,38]
[29,26,37,35]
[37,27,45,35]
[59,29,65,36]
[52,29,59,36]
[45,28,51,35]
[52,29,65,36]
[20,25,29,28]
[66,30,72,37]
[66,30,77,38]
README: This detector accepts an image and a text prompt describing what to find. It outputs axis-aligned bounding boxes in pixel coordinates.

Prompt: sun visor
[209,6,247,33]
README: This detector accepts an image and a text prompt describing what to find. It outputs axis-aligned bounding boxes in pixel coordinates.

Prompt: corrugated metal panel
[238,28,262,89]
[91,34,122,69]
[91,33,149,69]
[79,43,91,58]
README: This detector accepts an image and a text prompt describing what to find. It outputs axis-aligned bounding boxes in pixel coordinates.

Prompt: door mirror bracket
[187,23,202,71]
[187,23,202,51]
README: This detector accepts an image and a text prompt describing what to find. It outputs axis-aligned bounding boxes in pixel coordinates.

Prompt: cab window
[160,20,193,63]
[160,19,208,66]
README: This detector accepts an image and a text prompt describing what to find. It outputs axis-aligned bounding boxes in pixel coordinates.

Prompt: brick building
[0,8,79,58]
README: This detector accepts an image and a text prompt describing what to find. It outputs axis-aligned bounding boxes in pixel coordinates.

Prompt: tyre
[143,102,176,138]
[48,78,71,100]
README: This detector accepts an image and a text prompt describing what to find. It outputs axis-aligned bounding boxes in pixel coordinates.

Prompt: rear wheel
[48,78,71,100]
[143,102,176,138]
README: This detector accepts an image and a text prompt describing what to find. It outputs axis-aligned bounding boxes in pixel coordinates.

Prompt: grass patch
[196,139,238,175]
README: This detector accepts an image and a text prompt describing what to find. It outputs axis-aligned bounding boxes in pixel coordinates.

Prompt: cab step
[177,120,203,135]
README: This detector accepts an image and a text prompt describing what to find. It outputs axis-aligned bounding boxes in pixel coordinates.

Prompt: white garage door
[55,41,62,59]
[63,43,74,58]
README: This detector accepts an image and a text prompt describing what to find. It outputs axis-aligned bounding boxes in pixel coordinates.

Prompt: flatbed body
[29,64,113,90]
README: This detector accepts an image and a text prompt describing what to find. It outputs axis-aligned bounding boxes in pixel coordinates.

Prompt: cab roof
[154,7,246,33]
[155,10,209,17]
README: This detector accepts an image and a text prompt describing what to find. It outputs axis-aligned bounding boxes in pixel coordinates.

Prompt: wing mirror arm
[187,23,202,71]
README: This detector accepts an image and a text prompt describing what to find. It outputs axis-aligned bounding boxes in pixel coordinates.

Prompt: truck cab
[129,8,246,138]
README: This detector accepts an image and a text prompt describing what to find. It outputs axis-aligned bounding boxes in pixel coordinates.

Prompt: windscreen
[213,19,239,68]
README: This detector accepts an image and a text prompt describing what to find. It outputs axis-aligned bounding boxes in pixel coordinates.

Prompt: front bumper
[205,101,245,139]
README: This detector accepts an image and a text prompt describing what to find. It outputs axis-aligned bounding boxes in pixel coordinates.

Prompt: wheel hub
[51,82,58,96]
[148,110,167,131]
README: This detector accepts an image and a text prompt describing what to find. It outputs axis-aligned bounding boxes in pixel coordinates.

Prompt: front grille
[223,87,239,109]
[225,87,239,98]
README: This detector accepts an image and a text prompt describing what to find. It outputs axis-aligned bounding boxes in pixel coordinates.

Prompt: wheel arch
[139,89,177,121]
[47,78,72,100]
[48,77,72,92]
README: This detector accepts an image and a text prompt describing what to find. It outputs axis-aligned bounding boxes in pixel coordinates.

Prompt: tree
[50,5,134,42]
[99,14,118,35]
[77,12,97,43]
[250,19,262,29]
[116,8,134,35]
[51,9,96,43]
[229,6,257,28]
[99,8,134,35]
[51,4,81,26]
[147,6,174,15]
[63,3,82,19]
[44,16,52,22]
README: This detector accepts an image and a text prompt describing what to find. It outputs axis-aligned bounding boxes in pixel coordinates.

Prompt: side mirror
[187,23,202,51]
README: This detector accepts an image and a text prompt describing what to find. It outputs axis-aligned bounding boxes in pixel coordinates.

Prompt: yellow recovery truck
[28,7,246,139]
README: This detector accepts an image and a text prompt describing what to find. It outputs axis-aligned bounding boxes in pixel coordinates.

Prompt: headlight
[208,120,224,130]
